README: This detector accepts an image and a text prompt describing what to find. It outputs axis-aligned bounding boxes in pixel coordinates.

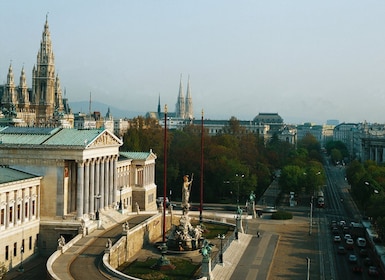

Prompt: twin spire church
[175,75,193,120]
[148,75,194,122]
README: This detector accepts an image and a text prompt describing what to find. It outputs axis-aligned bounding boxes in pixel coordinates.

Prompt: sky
[1,1,385,125]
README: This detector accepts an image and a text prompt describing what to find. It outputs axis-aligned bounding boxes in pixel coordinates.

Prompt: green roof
[0,127,117,147]
[120,151,152,160]
[0,167,38,184]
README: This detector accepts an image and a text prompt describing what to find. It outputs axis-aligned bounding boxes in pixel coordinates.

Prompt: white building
[0,167,42,270]
[0,126,157,255]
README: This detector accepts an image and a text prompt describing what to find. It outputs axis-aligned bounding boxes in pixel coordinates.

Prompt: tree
[279,165,305,194]
[0,262,7,280]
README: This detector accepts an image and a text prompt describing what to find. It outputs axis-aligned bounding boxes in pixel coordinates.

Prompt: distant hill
[69,101,145,119]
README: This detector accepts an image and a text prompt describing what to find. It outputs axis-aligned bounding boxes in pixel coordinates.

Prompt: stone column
[104,156,109,208]
[71,162,77,213]
[5,192,9,228]
[29,187,33,221]
[10,191,15,226]
[89,159,95,215]
[94,158,100,212]
[76,161,85,219]
[100,158,105,209]
[84,160,90,215]
[21,189,25,223]
[109,156,116,206]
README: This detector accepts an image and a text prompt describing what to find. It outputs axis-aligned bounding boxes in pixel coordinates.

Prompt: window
[25,202,28,219]
[5,246,9,260]
[9,206,13,223]
[17,204,21,220]
[13,242,17,257]
[32,200,35,216]
[29,236,32,250]
[0,209,4,225]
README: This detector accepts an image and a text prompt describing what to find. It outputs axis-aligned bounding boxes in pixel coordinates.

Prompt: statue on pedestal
[181,174,193,213]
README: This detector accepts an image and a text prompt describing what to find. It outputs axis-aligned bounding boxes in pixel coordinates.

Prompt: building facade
[0,127,157,255]
[0,167,42,270]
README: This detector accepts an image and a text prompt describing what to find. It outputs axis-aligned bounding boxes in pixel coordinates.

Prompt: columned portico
[74,156,121,218]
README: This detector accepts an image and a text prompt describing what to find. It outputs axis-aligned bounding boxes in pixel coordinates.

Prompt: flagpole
[200,109,204,224]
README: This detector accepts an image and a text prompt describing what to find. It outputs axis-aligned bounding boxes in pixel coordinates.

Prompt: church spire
[19,66,30,106]
[157,93,161,115]
[185,75,193,119]
[175,74,185,118]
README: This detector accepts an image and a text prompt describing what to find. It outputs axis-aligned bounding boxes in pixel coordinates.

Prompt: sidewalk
[212,229,279,280]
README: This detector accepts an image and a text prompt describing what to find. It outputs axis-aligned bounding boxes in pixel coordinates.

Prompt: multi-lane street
[318,160,381,279]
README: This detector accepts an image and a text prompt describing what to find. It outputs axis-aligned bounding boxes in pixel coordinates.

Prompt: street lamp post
[217,234,225,264]
[95,194,101,220]
[119,187,123,211]
[235,174,244,206]
[309,198,313,235]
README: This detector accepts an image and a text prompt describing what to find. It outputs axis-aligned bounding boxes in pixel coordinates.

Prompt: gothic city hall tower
[1,16,71,127]
[32,17,64,125]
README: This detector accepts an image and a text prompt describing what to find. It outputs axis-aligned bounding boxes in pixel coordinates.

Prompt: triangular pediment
[88,130,122,148]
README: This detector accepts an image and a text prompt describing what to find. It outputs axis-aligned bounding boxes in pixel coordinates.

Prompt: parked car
[348,254,358,263]
[356,237,366,247]
[368,266,379,276]
[332,227,339,234]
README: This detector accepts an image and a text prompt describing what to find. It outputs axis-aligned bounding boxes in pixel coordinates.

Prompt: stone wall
[107,212,180,269]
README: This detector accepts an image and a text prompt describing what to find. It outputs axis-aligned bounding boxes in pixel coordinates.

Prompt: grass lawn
[118,223,233,279]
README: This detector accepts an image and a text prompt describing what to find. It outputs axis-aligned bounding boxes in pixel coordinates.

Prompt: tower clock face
[41,66,46,75]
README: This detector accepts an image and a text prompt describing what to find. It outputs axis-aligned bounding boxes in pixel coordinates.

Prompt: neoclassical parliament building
[0,18,158,270]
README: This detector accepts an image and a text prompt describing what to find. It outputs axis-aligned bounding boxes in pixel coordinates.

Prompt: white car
[333,235,341,242]
[344,233,352,240]
[356,237,366,247]
[346,238,354,245]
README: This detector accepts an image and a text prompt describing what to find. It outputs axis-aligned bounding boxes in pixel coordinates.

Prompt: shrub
[271,210,293,220]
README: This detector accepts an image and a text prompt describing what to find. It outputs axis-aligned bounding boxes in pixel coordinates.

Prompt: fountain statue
[167,174,204,251]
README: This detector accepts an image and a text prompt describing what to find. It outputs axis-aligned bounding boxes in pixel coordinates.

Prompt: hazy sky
[1,1,385,124]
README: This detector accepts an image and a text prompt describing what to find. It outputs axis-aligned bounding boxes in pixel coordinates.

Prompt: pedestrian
[257,231,260,238]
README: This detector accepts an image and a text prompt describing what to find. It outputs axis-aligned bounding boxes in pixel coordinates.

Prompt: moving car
[368,266,379,276]
[346,238,354,249]
[333,235,341,242]
[337,246,347,254]
[356,237,366,247]
[348,254,358,263]
[359,249,368,257]
[344,233,352,240]
[352,265,363,273]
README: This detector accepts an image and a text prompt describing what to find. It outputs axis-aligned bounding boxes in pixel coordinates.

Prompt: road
[320,160,379,280]
[69,215,152,280]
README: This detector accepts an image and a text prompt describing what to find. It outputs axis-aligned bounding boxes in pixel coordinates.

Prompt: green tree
[279,165,305,194]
